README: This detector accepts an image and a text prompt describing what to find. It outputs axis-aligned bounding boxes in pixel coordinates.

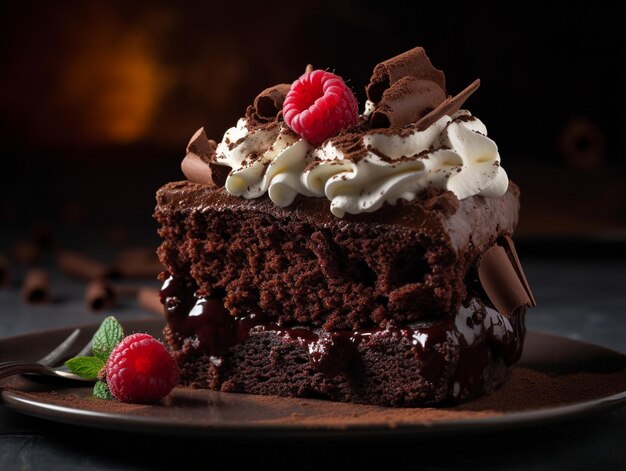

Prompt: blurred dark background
[1,0,624,248]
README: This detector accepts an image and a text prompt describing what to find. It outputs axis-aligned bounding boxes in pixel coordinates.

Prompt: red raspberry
[283,70,358,145]
[105,333,179,403]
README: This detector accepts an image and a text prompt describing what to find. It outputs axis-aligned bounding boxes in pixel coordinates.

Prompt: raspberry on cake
[155,47,535,407]
[283,69,359,145]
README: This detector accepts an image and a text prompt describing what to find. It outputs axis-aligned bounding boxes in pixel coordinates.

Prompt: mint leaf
[65,356,104,380]
[92,316,124,362]
[93,380,114,400]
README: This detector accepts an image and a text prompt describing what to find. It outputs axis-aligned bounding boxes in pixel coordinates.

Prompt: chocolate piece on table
[85,279,115,311]
[112,248,161,279]
[478,238,535,317]
[56,251,114,280]
[137,287,163,316]
[415,79,480,131]
[21,269,50,303]
[0,254,10,286]
[253,84,291,121]
[366,47,446,103]
[370,77,446,129]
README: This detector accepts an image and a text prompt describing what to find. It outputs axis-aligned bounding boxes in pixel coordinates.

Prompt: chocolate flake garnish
[415,79,481,131]
[370,77,446,129]
[182,153,215,186]
[186,127,216,161]
[478,237,535,316]
[182,127,230,187]
[500,235,536,307]
[366,47,446,103]
[252,84,291,122]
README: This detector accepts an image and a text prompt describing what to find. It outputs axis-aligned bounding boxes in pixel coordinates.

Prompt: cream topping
[214,110,508,217]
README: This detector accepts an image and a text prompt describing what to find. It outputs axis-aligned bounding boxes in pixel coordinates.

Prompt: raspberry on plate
[105,333,179,403]
[283,69,358,145]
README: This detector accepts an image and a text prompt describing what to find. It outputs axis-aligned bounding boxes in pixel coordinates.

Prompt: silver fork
[0,329,94,382]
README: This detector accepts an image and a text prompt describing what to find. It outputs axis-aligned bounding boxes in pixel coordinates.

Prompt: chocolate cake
[155,47,535,406]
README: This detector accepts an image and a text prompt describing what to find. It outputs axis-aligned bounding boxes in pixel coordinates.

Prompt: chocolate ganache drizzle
[161,275,525,402]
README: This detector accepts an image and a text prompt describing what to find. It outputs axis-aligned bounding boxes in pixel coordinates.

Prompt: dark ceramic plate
[1,320,626,437]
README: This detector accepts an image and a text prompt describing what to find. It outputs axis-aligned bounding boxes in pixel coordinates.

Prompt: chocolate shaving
[181,153,215,186]
[137,287,163,316]
[370,77,446,129]
[85,279,115,311]
[253,84,291,121]
[366,47,446,103]
[21,269,50,303]
[415,79,480,131]
[478,238,535,316]
[500,235,537,307]
[186,127,216,161]
[182,128,230,187]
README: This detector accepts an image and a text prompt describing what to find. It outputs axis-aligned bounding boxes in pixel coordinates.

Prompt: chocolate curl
[500,236,536,307]
[85,279,115,311]
[478,238,536,316]
[182,128,229,187]
[253,84,291,121]
[370,77,446,129]
[182,153,215,185]
[112,248,162,279]
[0,254,10,286]
[21,269,50,303]
[366,47,446,103]
[415,79,481,131]
[57,251,113,280]
[186,127,216,158]
[137,287,164,316]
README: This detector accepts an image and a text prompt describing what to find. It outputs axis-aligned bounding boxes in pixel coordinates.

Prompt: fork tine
[75,339,93,358]
[37,329,81,366]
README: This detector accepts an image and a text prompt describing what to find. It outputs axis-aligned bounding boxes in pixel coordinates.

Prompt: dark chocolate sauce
[161,275,525,400]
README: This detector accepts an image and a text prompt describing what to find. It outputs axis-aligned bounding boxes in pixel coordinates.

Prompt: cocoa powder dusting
[5,366,626,429]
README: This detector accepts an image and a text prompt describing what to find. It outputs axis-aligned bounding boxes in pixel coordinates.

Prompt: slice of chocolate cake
[155,47,535,406]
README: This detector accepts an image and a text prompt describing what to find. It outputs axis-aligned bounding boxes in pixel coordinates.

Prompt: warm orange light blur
[57,19,171,144]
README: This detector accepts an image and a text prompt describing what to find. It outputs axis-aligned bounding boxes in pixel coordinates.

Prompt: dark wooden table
[1,257,625,470]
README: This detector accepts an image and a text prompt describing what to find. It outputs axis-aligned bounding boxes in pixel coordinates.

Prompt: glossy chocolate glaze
[162,275,525,402]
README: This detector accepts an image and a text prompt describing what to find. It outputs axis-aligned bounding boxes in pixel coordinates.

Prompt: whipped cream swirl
[214,110,508,218]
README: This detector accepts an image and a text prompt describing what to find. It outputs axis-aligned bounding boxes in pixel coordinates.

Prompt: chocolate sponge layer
[155,181,519,330]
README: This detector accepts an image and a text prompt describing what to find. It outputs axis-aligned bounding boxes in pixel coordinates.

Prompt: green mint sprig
[64,316,124,400]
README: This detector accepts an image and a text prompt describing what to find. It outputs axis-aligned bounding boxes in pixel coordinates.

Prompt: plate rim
[1,320,626,437]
